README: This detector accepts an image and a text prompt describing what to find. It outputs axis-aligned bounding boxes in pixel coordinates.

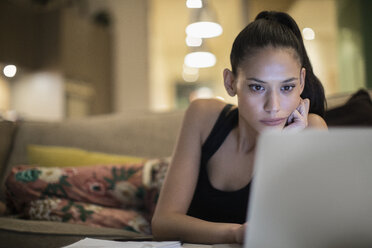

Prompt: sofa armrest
[325,89,372,126]
[0,121,17,191]
[0,121,16,177]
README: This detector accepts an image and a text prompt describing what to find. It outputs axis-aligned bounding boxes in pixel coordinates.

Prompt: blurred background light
[184,51,216,68]
[183,64,199,75]
[3,65,17,78]
[190,86,214,101]
[182,71,199,82]
[303,27,315,40]
[182,63,199,82]
[186,0,202,8]
[186,35,203,47]
[186,21,223,38]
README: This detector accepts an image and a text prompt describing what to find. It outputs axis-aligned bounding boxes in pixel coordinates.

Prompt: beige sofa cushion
[7,111,183,164]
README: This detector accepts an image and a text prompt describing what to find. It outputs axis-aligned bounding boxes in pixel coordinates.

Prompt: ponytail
[230,11,326,117]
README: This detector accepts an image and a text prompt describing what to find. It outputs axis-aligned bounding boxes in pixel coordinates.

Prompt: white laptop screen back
[245,129,372,248]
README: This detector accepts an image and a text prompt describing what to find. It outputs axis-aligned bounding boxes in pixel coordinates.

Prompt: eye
[248,84,265,92]
[281,85,295,92]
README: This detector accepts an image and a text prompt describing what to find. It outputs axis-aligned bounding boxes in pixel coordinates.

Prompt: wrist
[227,223,243,243]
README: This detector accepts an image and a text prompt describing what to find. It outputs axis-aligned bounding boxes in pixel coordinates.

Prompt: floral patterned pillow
[5,158,170,234]
[25,197,151,234]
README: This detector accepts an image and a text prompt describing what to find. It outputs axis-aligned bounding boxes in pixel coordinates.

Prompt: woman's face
[225,46,305,133]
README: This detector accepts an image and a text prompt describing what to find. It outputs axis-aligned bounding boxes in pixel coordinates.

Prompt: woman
[152,11,328,244]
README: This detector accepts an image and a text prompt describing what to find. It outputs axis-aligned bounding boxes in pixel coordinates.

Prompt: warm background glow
[0,0,370,121]
[149,0,346,111]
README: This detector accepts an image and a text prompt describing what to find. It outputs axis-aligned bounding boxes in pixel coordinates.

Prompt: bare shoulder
[186,98,227,117]
[308,113,328,129]
[186,98,231,141]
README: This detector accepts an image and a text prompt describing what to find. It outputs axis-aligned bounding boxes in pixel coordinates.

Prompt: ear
[300,67,306,94]
[223,68,236,97]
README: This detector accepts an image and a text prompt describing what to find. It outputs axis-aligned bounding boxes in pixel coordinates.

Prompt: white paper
[62,238,181,248]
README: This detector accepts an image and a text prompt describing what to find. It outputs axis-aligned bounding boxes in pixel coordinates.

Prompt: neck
[236,116,258,154]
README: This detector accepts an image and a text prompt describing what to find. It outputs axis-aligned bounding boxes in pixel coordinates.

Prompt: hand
[234,222,248,243]
[284,98,310,132]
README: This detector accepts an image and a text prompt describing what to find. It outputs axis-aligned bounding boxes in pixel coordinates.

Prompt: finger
[287,111,295,124]
[292,109,302,121]
[286,110,307,129]
[294,109,308,126]
[286,110,300,127]
[297,98,310,116]
[297,99,306,116]
[303,98,310,113]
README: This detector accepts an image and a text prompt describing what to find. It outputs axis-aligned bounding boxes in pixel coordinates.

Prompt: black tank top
[187,104,251,224]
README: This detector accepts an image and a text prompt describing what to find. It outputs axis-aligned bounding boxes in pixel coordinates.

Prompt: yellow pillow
[27,145,145,167]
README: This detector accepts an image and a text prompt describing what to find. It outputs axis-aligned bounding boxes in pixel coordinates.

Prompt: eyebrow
[246,77,298,83]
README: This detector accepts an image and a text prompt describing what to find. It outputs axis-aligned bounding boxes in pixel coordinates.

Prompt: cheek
[246,96,258,106]
[281,94,301,113]
[238,95,260,112]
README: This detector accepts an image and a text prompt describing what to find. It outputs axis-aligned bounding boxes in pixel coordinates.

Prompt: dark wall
[360,0,372,89]
[0,1,113,115]
[0,1,60,69]
[337,0,372,90]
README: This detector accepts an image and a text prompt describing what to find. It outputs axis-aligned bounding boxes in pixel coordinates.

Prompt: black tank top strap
[200,104,238,166]
[187,104,249,224]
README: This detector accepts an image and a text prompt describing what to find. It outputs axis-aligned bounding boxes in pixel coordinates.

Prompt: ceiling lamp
[186,0,202,8]
[186,1,222,38]
[186,35,202,47]
[182,71,199,82]
[186,22,222,38]
[182,63,199,82]
[183,64,199,74]
[184,51,216,68]
[3,65,17,78]
[303,27,315,40]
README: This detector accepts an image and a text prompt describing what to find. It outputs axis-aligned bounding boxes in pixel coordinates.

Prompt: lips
[260,117,287,126]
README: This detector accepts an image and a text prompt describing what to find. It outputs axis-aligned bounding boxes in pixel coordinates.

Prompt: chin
[257,124,285,133]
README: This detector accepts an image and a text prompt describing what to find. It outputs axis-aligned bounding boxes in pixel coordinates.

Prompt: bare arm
[307,113,328,130]
[151,100,244,244]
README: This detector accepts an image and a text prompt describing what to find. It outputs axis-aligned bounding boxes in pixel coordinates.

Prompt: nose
[264,91,280,114]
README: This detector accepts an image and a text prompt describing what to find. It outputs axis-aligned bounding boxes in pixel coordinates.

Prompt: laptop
[244,128,372,248]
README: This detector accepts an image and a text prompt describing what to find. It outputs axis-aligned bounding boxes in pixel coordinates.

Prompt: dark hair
[230,11,326,117]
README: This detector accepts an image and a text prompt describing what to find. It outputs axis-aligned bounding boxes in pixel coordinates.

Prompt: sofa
[0,110,184,248]
[0,89,371,248]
